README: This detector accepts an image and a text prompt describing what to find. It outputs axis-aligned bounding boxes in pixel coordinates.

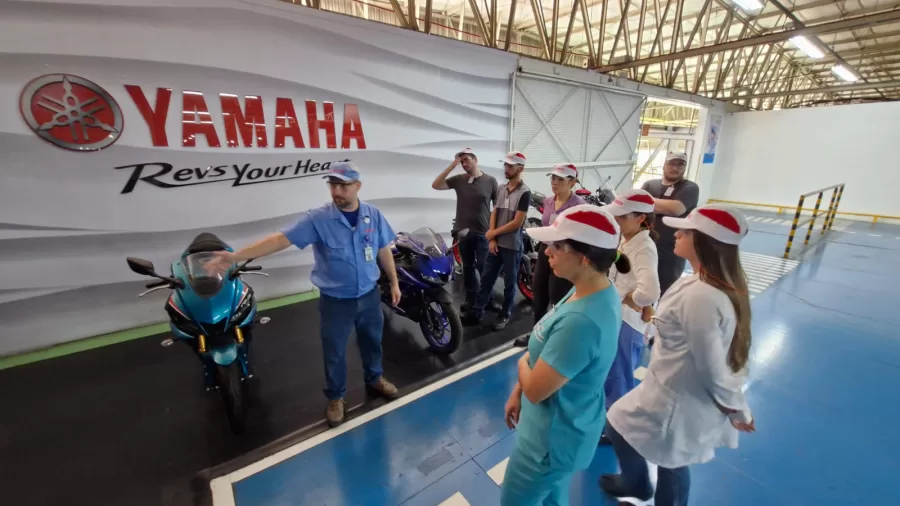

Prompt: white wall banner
[702,113,722,164]
[0,0,517,355]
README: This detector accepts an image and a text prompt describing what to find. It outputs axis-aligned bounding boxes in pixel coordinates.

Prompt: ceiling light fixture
[831,65,858,82]
[732,0,763,12]
[789,36,825,59]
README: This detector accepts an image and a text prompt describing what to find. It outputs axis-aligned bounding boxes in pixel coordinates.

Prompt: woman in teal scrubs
[501,204,630,506]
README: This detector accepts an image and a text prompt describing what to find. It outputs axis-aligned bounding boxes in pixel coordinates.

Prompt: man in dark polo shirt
[432,148,499,311]
[463,152,531,331]
[641,152,700,295]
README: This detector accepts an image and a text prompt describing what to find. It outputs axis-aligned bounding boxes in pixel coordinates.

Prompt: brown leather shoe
[366,376,399,400]
[326,399,346,427]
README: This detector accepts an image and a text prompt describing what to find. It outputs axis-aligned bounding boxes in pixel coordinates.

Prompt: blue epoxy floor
[226,223,900,506]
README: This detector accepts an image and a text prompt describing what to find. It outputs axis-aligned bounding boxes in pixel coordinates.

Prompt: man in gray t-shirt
[641,152,700,295]
[432,148,499,309]
[463,152,531,331]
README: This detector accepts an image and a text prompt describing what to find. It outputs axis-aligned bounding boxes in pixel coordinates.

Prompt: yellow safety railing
[782,184,844,259]
[708,198,900,224]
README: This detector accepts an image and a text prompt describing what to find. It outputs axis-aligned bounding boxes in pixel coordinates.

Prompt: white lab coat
[609,229,660,335]
[607,274,752,469]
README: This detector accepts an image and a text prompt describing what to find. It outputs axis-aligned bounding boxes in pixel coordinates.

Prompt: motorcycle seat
[575,189,592,196]
[187,233,230,254]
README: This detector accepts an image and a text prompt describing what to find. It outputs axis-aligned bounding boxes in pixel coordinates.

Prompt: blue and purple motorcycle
[381,227,463,354]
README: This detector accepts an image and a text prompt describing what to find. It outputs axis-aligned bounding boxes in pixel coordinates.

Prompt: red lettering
[341,104,366,149]
[305,100,336,149]
[182,92,221,148]
[273,97,305,148]
[220,94,267,148]
[125,86,171,147]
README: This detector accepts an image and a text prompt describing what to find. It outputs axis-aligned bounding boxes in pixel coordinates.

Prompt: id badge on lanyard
[664,186,675,197]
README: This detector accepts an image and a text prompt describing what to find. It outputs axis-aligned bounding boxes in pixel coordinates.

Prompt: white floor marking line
[487,457,509,486]
[438,492,472,506]
[633,366,648,381]
[220,346,525,488]
[209,478,236,506]
[869,234,882,237]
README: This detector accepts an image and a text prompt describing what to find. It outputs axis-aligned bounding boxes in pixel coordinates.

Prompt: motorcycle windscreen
[407,227,448,257]
[184,252,229,298]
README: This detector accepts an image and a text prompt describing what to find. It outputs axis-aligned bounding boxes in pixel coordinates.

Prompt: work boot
[366,376,399,400]
[326,399,346,427]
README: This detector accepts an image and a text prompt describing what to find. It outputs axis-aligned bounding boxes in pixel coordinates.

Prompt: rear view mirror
[126,257,156,276]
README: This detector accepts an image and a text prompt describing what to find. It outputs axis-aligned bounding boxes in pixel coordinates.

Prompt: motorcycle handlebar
[146,280,169,289]
[242,265,263,272]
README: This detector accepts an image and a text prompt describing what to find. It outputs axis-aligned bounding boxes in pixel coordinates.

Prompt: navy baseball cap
[323,161,361,183]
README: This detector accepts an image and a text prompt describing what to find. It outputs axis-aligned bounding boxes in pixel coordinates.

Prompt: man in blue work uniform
[209,162,402,427]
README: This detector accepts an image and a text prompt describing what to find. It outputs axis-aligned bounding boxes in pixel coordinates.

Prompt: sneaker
[487,300,503,312]
[366,376,399,400]
[599,474,653,501]
[493,316,510,331]
[326,399,346,427]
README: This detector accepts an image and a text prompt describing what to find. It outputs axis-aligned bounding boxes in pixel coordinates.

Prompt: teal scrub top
[517,284,621,470]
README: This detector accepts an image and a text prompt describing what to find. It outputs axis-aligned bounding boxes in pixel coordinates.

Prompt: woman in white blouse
[600,189,661,413]
[600,204,756,506]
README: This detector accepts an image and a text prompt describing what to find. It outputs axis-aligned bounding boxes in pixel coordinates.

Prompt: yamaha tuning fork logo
[19,74,124,151]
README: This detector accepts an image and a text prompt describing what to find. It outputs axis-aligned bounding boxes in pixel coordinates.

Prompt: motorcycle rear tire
[215,361,247,434]
[420,301,463,355]
[518,258,535,302]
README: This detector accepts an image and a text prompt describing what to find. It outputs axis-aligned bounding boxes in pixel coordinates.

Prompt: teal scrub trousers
[500,441,574,506]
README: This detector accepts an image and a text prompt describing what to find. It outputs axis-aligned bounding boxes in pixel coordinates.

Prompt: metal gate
[510,72,647,198]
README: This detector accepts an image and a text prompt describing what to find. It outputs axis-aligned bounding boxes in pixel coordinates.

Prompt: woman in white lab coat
[600,188,661,416]
[600,204,757,506]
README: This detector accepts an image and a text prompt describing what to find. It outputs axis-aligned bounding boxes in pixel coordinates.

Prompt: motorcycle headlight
[231,290,255,324]
[422,274,442,284]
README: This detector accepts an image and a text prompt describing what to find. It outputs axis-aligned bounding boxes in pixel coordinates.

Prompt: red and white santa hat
[526,204,620,249]
[547,163,578,179]
[501,151,527,166]
[663,204,748,245]
[601,188,655,216]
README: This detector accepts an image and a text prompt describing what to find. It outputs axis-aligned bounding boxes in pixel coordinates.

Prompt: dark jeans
[658,249,687,296]
[473,245,522,319]
[606,422,691,506]
[318,287,384,400]
[531,244,573,324]
[457,232,489,306]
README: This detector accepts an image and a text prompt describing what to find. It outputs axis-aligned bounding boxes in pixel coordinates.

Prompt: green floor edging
[0,289,320,372]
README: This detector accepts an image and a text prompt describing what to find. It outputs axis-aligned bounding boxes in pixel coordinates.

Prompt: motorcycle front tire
[215,361,247,434]
[420,301,463,355]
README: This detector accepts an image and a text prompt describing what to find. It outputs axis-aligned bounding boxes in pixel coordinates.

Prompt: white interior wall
[711,101,900,217]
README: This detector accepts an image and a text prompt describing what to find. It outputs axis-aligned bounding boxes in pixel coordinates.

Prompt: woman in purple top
[531,164,586,324]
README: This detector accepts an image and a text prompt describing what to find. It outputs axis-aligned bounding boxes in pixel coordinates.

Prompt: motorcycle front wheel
[419,300,463,355]
[215,361,247,434]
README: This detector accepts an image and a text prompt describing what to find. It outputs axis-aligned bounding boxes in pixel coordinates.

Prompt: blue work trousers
[473,245,522,319]
[318,287,384,400]
[457,232,489,306]
[606,422,691,506]
[604,322,645,408]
